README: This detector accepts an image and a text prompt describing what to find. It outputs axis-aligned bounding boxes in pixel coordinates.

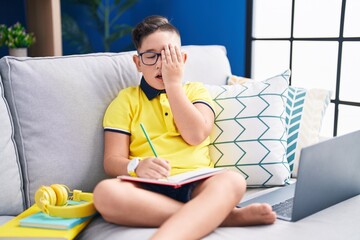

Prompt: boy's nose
[155,59,162,70]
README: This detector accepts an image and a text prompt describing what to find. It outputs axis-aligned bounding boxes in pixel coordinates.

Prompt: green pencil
[140,123,158,157]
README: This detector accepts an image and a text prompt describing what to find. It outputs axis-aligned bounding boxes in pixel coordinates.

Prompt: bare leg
[150,171,276,240]
[93,178,183,227]
[189,174,276,227]
[94,171,276,240]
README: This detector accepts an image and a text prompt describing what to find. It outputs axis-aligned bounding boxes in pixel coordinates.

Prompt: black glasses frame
[138,51,161,66]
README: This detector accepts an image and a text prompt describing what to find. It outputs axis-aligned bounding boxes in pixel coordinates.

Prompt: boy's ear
[182,52,188,63]
[133,54,142,72]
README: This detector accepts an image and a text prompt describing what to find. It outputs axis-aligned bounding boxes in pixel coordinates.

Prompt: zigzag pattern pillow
[206,70,291,187]
[228,76,331,177]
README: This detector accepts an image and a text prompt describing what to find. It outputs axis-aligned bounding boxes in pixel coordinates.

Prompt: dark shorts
[141,182,199,203]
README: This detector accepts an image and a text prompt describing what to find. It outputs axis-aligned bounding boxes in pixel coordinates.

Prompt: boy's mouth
[155,73,163,80]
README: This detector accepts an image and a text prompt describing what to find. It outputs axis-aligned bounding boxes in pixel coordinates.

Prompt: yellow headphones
[35,184,96,218]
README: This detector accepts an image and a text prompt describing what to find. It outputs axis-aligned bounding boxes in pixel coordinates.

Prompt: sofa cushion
[77,195,360,240]
[228,76,331,176]
[0,75,24,215]
[0,52,141,208]
[182,45,231,85]
[206,70,291,186]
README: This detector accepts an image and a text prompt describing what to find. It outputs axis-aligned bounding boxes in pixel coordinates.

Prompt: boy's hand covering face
[161,44,185,87]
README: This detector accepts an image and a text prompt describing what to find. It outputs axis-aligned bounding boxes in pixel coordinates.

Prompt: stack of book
[0,202,95,239]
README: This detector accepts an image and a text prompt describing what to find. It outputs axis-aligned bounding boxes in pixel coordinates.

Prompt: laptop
[238,130,360,221]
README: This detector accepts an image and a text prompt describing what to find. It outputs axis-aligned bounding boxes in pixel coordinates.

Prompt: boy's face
[133,30,184,90]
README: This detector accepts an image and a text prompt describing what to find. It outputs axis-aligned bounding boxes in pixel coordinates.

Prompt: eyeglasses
[138,51,161,66]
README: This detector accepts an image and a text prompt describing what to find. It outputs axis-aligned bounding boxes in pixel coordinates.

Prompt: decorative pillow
[285,87,307,173]
[206,70,291,187]
[286,87,331,177]
[228,75,331,177]
[227,75,251,85]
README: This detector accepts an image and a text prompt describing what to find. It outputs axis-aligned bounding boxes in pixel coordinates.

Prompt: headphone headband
[35,184,96,218]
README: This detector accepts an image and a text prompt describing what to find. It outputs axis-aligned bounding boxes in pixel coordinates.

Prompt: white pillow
[206,70,291,187]
[228,76,332,177]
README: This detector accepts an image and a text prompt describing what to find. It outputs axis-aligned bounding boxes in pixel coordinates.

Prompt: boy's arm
[167,86,214,145]
[161,44,214,145]
[103,131,130,177]
[103,131,170,178]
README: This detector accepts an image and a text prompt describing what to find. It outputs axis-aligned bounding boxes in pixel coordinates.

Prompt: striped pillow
[286,87,331,176]
[286,87,307,173]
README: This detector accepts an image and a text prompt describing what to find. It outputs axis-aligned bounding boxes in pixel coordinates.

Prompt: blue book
[19,201,92,230]
[19,212,91,230]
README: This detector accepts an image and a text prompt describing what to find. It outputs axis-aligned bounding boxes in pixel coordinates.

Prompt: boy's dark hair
[132,15,180,50]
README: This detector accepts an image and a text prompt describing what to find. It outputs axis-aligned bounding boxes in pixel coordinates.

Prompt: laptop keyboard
[272,198,294,219]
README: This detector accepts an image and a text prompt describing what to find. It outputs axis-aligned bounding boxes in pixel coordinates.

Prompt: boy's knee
[93,179,112,212]
[93,179,138,212]
[220,170,247,197]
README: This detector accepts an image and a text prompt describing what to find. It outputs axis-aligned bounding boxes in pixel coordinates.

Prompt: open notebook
[118,168,224,188]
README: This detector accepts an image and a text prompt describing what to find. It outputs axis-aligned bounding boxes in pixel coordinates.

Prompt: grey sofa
[0,45,359,239]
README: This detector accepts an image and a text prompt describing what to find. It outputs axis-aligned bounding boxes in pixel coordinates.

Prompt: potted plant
[0,22,35,57]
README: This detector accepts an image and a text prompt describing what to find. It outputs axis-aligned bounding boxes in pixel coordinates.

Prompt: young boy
[93,15,276,240]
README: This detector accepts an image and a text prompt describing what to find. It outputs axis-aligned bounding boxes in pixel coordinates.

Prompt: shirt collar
[140,77,166,100]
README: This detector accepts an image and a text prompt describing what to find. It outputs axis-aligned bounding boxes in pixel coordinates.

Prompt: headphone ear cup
[35,186,57,213]
[35,184,96,218]
[50,184,68,206]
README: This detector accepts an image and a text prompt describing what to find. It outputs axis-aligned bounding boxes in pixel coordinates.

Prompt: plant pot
[9,48,28,57]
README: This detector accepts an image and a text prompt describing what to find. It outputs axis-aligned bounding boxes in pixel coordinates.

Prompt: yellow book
[0,204,94,239]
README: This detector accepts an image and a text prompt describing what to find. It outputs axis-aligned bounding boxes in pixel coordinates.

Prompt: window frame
[246,0,360,136]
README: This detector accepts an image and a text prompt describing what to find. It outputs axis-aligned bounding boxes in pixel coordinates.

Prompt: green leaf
[0,22,35,48]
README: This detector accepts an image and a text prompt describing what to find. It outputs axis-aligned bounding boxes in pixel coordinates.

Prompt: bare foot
[222,203,276,226]
[237,203,276,226]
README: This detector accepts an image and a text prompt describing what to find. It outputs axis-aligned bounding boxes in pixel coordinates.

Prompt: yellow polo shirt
[103,78,215,175]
